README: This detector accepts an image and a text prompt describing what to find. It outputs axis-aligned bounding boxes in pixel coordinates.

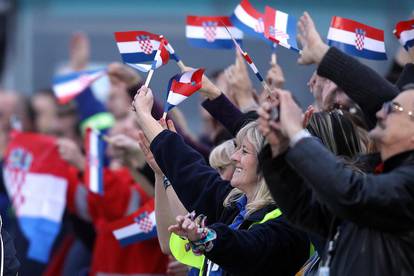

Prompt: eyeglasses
[381,101,414,120]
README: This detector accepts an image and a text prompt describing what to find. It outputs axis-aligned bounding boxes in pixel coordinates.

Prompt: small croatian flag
[53,69,105,104]
[327,16,387,60]
[112,199,157,247]
[394,19,414,50]
[264,6,299,52]
[230,0,265,39]
[84,128,104,194]
[186,16,243,49]
[114,31,170,72]
[164,68,204,113]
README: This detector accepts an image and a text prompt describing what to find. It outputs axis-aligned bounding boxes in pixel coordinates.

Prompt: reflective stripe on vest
[169,208,283,275]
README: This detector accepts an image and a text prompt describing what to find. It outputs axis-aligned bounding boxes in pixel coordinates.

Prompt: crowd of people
[0,10,413,276]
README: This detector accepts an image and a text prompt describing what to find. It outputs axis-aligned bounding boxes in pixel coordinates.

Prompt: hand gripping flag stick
[221,21,271,93]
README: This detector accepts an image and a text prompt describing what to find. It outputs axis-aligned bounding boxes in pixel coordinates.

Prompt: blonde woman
[133,86,309,276]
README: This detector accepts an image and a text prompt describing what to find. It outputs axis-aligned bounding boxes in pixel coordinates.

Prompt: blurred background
[0,0,412,134]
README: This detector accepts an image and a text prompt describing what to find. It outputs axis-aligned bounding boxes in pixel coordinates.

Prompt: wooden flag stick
[271,53,277,66]
[177,60,186,72]
[144,69,154,87]
[102,134,111,144]
[162,112,167,120]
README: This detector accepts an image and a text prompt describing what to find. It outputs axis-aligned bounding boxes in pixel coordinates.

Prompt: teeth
[235,168,242,172]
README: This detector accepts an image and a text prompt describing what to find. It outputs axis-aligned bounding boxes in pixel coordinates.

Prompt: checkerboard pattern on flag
[327,16,387,60]
[112,199,157,247]
[84,128,104,194]
[394,19,414,50]
[230,0,266,39]
[186,16,243,49]
[53,69,106,104]
[164,68,205,113]
[264,6,299,52]
[3,131,70,262]
[114,31,171,72]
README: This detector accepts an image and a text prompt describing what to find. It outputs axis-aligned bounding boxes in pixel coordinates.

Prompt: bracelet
[188,228,217,255]
[162,176,172,190]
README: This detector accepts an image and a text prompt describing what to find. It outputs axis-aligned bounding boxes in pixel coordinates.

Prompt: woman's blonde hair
[209,140,236,170]
[223,121,275,216]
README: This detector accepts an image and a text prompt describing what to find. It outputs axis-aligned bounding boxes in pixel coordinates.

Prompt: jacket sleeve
[205,217,309,275]
[202,93,258,137]
[317,47,399,129]
[2,227,20,276]
[260,145,333,237]
[286,137,414,232]
[150,130,232,222]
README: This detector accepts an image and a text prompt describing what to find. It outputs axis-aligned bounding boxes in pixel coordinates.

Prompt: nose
[376,106,386,121]
[231,148,241,163]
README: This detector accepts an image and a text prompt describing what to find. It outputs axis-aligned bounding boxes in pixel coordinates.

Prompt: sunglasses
[381,101,414,120]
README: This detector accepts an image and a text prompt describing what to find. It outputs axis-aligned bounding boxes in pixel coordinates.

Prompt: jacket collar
[241,204,278,225]
[383,150,414,172]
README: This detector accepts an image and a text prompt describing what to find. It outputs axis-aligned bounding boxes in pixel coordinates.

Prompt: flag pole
[271,43,277,66]
[144,69,154,87]
[221,20,271,95]
[162,112,167,120]
[177,60,186,72]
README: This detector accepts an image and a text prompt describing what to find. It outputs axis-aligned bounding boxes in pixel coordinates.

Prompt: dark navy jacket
[151,130,309,275]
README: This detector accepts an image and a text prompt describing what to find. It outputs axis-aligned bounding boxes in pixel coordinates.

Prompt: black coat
[151,130,309,276]
[0,216,20,276]
[260,138,414,276]
[317,47,414,129]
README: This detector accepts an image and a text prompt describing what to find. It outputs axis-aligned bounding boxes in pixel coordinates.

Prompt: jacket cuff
[317,47,349,82]
[201,93,227,110]
[149,129,171,154]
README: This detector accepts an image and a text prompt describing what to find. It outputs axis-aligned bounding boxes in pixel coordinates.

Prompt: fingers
[167,120,177,133]
[159,118,168,129]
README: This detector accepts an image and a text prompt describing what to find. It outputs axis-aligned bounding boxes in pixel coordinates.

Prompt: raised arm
[275,89,414,232]
[297,12,400,128]
[133,87,232,221]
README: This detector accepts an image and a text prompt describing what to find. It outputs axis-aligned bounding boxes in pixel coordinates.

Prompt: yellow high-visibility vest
[169,208,283,276]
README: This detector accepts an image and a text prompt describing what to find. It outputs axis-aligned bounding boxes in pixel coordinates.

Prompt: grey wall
[2,0,412,134]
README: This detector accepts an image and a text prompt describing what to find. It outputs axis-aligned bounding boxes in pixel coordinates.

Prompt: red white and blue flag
[84,128,104,195]
[186,16,243,49]
[53,69,106,104]
[230,0,265,39]
[164,68,204,113]
[3,132,69,263]
[114,31,172,72]
[394,19,414,50]
[264,6,299,52]
[112,199,157,247]
[327,16,387,60]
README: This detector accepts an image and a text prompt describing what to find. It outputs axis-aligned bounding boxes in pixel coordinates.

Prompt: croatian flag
[112,199,157,247]
[164,68,204,113]
[114,31,170,72]
[394,19,414,50]
[327,16,387,60]
[264,6,299,52]
[3,132,69,262]
[230,0,265,39]
[53,69,105,104]
[84,128,104,194]
[186,16,243,49]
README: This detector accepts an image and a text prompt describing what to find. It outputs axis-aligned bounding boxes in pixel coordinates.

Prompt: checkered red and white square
[355,29,366,51]
[137,35,154,55]
[202,21,218,42]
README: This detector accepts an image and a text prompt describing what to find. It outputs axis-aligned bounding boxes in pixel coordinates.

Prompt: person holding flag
[132,85,309,276]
